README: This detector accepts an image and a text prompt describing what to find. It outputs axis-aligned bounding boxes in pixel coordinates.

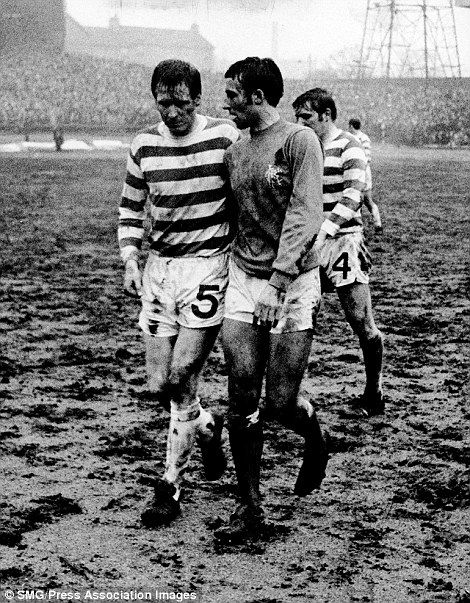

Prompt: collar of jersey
[324,124,342,145]
[158,113,207,141]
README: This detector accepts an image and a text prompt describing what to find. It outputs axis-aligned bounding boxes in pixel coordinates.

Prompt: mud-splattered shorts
[319,232,371,289]
[139,252,229,337]
[224,260,321,334]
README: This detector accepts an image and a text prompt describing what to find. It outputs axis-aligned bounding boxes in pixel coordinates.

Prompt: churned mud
[0,147,469,602]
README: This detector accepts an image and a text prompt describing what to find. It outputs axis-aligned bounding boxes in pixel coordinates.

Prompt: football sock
[162,400,200,494]
[361,331,383,398]
[196,402,216,442]
[229,411,263,506]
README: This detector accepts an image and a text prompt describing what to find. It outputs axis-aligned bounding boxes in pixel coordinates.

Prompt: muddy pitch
[0,147,469,602]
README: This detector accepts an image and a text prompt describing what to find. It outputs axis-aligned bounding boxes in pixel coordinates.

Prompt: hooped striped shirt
[320,126,367,237]
[118,114,239,261]
[355,130,371,165]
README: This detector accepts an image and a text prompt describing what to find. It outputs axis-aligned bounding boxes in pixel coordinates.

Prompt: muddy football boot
[294,429,330,497]
[198,412,227,481]
[141,478,180,527]
[214,503,265,544]
[352,391,385,417]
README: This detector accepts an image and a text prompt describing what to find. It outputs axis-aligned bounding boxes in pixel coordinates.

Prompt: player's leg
[144,333,176,411]
[215,317,268,542]
[142,324,223,527]
[170,254,229,483]
[166,324,226,484]
[222,318,267,508]
[266,332,328,496]
[323,233,384,415]
[140,254,227,526]
[336,281,384,415]
[265,268,328,495]
[139,253,179,410]
[138,253,186,525]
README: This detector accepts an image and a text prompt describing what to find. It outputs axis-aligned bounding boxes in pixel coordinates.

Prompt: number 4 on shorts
[332,252,351,280]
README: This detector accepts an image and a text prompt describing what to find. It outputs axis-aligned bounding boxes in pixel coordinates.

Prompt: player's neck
[322,122,339,143]
[250,105,280,134]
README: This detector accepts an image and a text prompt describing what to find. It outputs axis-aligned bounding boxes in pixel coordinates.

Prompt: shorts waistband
[148,249,227,260]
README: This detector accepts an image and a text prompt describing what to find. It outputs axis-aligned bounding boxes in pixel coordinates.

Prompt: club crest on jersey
[265,148,289,190]
[265,164,284,188]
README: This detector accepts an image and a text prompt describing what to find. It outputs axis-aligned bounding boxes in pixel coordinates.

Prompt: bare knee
[265,388,297,428]
[169,356,200,390]
[351,317,380,341]
[147,372,168,395]
[338,284,379,340]
[360,328,383,348]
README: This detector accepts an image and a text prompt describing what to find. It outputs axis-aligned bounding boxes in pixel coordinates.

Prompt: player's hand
[253,284,286,330]
[123,259,142,298]
[314,229,328,253]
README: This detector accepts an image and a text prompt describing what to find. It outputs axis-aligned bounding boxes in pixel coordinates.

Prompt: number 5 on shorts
[332,252,351,280]
[191,285,220,319]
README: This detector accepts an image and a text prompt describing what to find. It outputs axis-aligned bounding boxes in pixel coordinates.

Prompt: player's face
[155,83,200,136]
[295,103,325,138]
[223,77,254,129]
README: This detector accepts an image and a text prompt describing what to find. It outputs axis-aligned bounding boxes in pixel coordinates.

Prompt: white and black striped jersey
[118,114,239,261]
[321,126,367,237]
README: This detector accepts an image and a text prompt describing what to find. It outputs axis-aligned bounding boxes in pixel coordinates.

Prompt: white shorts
[319,232,371,289]
[224,260,321,334]
[139,252,229,337]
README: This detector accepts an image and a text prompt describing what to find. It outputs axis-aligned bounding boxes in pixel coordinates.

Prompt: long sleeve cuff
[320,219,339,237]
[268,270,295,292]
[120,246,140,263]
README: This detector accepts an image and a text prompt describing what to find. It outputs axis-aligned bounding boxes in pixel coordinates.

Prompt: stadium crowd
[1,52,469,146]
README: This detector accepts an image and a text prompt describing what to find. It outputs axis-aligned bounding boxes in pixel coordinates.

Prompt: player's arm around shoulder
[205,116,241,144]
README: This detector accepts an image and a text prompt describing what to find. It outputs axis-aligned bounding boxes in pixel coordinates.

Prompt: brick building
[65,15,214,71]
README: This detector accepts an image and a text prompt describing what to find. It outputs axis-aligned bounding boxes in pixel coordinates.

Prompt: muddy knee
[147,376,171,411]
[360,329,383,348]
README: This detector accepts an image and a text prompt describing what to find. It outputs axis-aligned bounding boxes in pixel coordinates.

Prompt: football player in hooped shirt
[118,59,239,527]
[293,88,384,418]
[216,57,329,543]
[348,117,383,232]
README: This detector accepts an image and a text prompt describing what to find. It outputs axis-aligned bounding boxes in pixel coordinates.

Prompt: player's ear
[324,107,332,121]
[252,89,264,105]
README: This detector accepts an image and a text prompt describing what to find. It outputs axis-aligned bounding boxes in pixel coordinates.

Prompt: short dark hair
[349,118,361,130]
[151,59,201,100]
[224,57,284,107]
[292,88,337,121]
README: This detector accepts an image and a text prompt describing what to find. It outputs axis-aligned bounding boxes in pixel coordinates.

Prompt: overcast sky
[66,0,470,76]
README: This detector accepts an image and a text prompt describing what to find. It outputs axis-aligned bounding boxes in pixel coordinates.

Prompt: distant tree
[322,46,361,79]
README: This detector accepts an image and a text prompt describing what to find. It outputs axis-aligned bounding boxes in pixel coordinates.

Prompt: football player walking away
[348,118,382,232]
[118,59,239,526]
[215,57,328,543]
[293,88,384,418]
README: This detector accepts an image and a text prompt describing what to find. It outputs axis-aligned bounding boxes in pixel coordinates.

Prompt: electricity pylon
[357,0,461,78]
